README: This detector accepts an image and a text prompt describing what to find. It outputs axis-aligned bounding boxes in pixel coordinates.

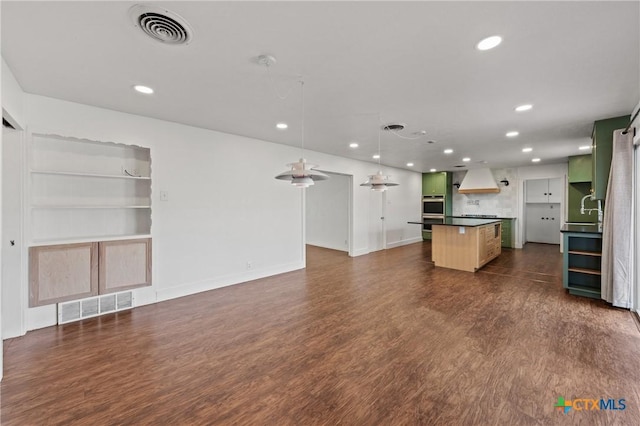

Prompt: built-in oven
[423,195,445,216]
[422,215,445,231]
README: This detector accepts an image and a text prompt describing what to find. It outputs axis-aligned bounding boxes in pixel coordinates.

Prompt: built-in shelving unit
[562,231,602,298]
[28,134,153,307]
[29,134,152,245]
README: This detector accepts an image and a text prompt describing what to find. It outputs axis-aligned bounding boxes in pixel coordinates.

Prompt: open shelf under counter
[30,234,153,247]
[561,226,602,299]
[31,169,151,180]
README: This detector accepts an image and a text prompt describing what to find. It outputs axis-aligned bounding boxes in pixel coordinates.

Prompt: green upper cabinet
[422,172,447,195]
[591,115,630,200]
[568,154,592,183]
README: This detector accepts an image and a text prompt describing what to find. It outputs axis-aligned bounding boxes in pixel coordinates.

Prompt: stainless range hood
[458,168,500,194]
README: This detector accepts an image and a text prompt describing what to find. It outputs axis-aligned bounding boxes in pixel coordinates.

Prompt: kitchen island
[432,218,502,272]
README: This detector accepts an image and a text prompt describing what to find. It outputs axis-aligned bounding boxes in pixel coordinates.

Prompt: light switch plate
[160,191,169,201]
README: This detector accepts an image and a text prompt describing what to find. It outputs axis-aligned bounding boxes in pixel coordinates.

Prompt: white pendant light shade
[275,158,329,188]
[360,170,398,191]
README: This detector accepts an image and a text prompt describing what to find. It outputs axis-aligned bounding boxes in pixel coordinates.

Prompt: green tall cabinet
[591,115,630,200]
[422,172,452,240]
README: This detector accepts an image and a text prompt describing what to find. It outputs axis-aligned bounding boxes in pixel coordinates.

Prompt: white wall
[1,90,421,333]
[306,172,349,252]
[452,168,518,218]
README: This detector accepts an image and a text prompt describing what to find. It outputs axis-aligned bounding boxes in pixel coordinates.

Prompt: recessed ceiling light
[476,35,502,51]
[349,142,359,148]
[532,158,541,162]
[579,145,591,150]
[515,104,533,112]
[522,147,533,153]
[430,168,437,172]
[444,149,453,154]
[462,157,471,162]
[373,154,380,159]
[133,85,154,94]
[407,162,414,167]
[276,123,288,130]
[506,131,519,138]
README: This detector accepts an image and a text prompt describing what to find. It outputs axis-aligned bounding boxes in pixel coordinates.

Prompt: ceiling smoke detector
[129,5,193,45]
[382,123,406,132]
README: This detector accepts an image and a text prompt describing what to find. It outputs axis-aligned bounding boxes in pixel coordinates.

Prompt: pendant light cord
[265,62,296,100]
[300,79,305,159]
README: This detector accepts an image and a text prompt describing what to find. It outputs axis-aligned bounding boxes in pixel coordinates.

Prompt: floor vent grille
[58,291,135,324]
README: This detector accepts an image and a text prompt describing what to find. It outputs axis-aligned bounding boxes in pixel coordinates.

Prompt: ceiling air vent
[382,123,406,132]
[129,5,193,45]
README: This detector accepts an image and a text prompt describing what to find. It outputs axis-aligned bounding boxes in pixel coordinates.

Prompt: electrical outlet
[246,261,252,270]
[160,191,169,201]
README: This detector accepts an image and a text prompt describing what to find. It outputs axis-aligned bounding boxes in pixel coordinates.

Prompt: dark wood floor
[2,242,639,425]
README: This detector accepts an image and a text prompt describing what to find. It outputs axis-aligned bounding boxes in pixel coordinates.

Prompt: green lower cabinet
[422,230,432,240]
[500,219,514,248]
[562,231,602,299]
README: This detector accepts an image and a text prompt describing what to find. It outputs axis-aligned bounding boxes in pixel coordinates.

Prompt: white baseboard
[386,237,423,249]
[155,261,305,303]
[26,305,57,331]
[351,247,370,257]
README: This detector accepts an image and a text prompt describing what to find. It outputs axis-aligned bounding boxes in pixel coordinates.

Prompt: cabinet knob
[541,217,544,220]
[544,193,547,195]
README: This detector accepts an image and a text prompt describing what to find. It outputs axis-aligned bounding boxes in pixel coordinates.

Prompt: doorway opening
[304,171,352,261]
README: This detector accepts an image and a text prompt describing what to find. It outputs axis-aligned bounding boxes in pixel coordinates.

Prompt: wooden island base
[432,221,501,272]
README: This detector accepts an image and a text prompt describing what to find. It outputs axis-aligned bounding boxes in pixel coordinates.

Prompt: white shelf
[30,134,152,244]
[32,205,151,209]
[30,234,153,247]
[31,170,150,180]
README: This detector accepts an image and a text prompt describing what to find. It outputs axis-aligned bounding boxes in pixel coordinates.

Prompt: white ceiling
[2,1,639,172]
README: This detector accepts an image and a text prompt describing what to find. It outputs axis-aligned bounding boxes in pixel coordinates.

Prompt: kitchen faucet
[580,194,603,227]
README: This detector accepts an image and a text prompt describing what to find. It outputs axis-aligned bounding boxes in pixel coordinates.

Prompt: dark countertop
[561,224,602,234]
[451,216,517,220]
[407,221,423,225]
[435,218,501,227]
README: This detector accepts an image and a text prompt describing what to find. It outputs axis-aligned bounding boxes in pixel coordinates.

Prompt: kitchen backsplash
[451,168,518,217]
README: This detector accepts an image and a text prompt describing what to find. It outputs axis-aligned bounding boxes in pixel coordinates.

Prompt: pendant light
[274,79,329,188]
[361,115,399,191]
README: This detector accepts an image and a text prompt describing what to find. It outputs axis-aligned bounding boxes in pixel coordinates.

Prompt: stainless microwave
[423,195,445,215]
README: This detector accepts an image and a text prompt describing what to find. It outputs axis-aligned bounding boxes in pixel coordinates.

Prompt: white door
[368,190,386,252]
[526,179,550,203]
[2,129,24,338]
[547,178,562,203]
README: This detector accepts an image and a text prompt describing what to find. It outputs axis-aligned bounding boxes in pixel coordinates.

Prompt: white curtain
[601,129,634,307]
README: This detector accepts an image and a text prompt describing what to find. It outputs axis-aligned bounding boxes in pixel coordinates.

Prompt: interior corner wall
[14,94,421,331]
[305,172,349,252]
[1,58,25,129]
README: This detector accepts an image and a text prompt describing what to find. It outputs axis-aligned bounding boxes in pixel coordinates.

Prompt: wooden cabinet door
[29,243,98,307]
[99,238,152,294]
